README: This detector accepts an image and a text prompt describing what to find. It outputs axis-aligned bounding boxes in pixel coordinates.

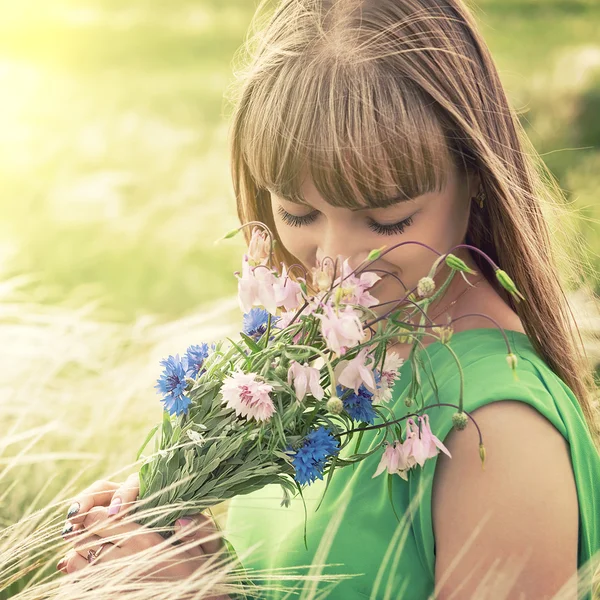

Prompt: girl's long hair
[225,0,600,448]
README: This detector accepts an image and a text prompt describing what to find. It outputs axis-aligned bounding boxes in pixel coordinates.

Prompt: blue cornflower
[290,426,340,486]
[185,343,212,379]
[242,308,279,341]
[336,384,377,425]
[155,354,191,417]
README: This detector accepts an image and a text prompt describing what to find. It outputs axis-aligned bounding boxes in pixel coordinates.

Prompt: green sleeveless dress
[225,328,600,599]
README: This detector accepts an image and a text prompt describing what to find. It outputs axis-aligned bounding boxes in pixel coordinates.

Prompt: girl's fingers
[61,549,90,574]
[82,506,163,551]
[72,533,116,564]
[173,513,224,557]
[106,472,140,519]
[64,480,120,525]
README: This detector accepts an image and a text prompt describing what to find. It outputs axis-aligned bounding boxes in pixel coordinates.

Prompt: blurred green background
[0,1,599,596]
[0,0,598,324]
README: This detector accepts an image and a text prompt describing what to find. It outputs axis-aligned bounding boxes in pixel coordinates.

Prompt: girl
[59,0,600,597]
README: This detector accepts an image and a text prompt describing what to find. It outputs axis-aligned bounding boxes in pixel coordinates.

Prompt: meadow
[0,0,599,597]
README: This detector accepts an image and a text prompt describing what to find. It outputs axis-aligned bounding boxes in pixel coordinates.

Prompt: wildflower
[221,371,276,422]
[287,361,324,402]
[247,227,271,267]
[315,303,365,355]
[404,415,451,468]
[237,256,278,315]
[452,411,469,431]
[335,348,376,394]
[326,396,344,414]
[311,248,335,292]
[273,309,298,329]
[372,440,413,481]
[185,343,212,379]
[432,325,453,344]
[155,354,192,417]
[290,426,340,485]
[273,265,304,312]
[417,276,435,298]
[381,351,404,387]
[337,384,377,424]
[242,308,279,340]
[333,258,381,308]
[371,370,393,405]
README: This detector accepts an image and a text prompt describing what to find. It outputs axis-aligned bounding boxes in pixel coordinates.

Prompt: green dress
[225,328,600,599]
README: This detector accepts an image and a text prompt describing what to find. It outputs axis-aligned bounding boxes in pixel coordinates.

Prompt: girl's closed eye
[276,205,414,236]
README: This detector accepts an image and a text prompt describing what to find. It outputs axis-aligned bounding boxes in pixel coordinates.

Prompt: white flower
[335,348,376,393]
[287,360,324,402]
[315,302,365,355]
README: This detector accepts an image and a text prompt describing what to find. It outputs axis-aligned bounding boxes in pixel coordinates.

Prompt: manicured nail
[56,558,67,573]
[108,497,122,516]
[175,517,193,530]
[66,502,80,519]
[61,521,74,537]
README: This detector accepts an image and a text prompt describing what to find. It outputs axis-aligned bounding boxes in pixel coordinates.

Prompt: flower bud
[506,352,518,370]
[445,253,477,274]
[367,246,386,261]
[404,396,413,407]
[479,443,486,470]
[417,276,436,298]
[326,396,344,415]
[452,411,469,431]
[185,377,196,391]
[495,269,525,303]
[432,325,453,344]
[248,227,271,266]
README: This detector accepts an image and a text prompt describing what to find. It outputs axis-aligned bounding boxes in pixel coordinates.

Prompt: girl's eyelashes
[276,205,414,236]
[368,215,414,236]
[277,206,319,227]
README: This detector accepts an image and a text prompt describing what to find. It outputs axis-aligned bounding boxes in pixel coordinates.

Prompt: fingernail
[175,517,193,530]
[61,521,74,537]
[56,558,67,573]
[66,502,80,519]
[108,497,122,516]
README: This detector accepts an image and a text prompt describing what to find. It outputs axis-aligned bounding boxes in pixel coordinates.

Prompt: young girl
[59,0,600,597]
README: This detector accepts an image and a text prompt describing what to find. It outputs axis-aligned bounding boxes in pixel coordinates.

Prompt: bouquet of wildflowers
[132,222,524,542]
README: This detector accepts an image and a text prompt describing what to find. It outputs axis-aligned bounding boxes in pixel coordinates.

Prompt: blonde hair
[226,0,600,448]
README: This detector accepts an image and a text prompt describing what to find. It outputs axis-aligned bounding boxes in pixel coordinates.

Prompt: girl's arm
[432,400,578,599]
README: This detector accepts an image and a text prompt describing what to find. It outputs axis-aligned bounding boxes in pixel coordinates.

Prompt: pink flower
[237,256,278,315]
[372,440,413,481]
[287,361,324,402]
[311,247,337,292]
[221,371,276,422]
[315,303,365,355]
[273,265,304,312]
[333,259,381,308]
[381,352,405,387]
[335,348,376,393]
[404,415,451,468]
[247,227,271,267]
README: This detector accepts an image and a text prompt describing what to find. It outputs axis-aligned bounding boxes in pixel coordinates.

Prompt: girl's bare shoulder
[431,399,578,598]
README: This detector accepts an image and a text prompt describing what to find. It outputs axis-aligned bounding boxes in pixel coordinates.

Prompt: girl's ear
[466,170,481,200]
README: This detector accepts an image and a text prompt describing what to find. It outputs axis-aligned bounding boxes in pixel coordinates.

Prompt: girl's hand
[58,475,228,596]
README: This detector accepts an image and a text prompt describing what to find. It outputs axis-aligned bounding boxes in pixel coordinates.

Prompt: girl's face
[269,163,480,314]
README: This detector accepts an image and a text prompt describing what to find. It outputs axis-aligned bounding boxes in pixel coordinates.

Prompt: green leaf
[315,452,338,512]
[387,473,401,523]
[136,424,160,461]
[240,332,262,354]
